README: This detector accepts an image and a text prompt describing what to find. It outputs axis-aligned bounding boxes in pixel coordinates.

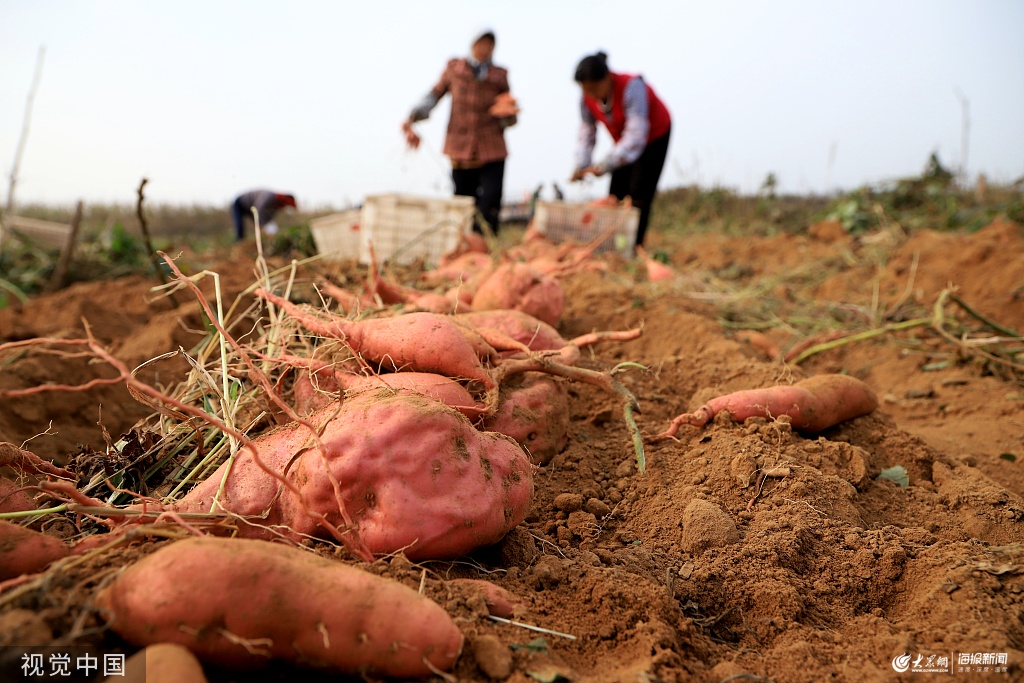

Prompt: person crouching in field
[570,51,671,249]
[231,190,297,242]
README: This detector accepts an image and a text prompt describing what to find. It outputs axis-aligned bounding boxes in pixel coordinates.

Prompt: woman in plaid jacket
[402,30,518,237]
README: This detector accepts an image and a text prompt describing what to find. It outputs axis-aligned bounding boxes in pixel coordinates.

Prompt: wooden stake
[45,199,83,292]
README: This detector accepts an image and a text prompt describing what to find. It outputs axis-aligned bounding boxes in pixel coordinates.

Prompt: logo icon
[892,653,912,673]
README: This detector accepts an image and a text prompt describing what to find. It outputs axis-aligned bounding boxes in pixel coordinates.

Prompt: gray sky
[2,0,1022,209]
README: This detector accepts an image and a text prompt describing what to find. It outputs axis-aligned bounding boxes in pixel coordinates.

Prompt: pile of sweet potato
[0,225,885,680]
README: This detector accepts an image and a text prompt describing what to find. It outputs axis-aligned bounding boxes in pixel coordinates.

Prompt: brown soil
[2,221,1023,682]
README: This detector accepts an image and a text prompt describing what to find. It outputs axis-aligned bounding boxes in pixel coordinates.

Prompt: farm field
[1,183,1023,682]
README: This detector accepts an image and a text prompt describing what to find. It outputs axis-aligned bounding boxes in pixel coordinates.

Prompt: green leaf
[877,465,909,487]
[510,637,548,653]
[999,453,1017,463]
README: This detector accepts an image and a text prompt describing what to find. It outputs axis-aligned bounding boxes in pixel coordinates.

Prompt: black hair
[574,51,609,83]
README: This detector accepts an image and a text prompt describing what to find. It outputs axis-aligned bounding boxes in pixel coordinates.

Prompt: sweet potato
[0,519,70,580]
[636,246,675,282]
[167,390,534,560]
[95,536,464,677]
[290,358,486,419]
[0,442,73,480]
[1,476,38,513]
[457,310,642,360]
[457,310,568,353]
[337,371,486,419]
[448,578,525,618]
[109,643,208,683]
[258,289,498,391]
[470,262,565,327]
[658,374,878,439]
[483,373,569,465]
[421,252,493,287]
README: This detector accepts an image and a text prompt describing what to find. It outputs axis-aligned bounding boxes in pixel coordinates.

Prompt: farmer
[401,29,519,237]
[570,51,672,249]
[230,190,296,242]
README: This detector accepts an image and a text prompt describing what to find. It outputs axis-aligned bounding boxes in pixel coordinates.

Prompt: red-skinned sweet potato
[483,373,569,465]
[258,289,498,392]
[1,476,39,514]
[337,371,486,419]
[470,262,565,327]
[658,374,878,439]
[95,536,464,677]
[0,519,71,580]
[165,390,534,560]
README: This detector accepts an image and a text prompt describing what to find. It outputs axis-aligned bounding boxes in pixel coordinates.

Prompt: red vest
[584,72,671,143]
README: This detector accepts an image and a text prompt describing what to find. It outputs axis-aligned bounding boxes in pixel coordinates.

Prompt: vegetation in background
[0,153,1020,306]
[652,153,1022,238]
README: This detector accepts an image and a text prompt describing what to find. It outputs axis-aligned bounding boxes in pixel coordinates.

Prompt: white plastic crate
[533,200,639,257]
[359,194,475,267]
[310,210,362,261]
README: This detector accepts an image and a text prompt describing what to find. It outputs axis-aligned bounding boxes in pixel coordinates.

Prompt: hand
[489,92,519,118]
[571,165,601,182]
[401,120,421,149]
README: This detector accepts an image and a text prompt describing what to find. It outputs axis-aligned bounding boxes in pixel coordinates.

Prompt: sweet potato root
[0,519,71,580]
[167,390,534,560]
[658,374,878,439]
[95,536,464,677]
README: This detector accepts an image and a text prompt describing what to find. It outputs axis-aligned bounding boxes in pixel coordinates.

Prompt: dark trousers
[608,127,671,247]
[452,159,505,236]
[230,198,247,241]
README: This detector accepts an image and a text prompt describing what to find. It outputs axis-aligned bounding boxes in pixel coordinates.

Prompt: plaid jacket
[430,58,513,164]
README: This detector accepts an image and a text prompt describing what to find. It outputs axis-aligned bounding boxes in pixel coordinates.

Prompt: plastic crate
[532,200,639,257]
[310,210,362,261]
[359,194,475,267]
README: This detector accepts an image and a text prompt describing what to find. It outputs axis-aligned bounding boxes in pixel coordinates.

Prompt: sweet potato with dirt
[470,262,565,327]
[291,358,485,419]
[0,519,70,580]
[658,374,878,439]
[95,536,464,677]
[1,476,39,514]
[449,578,525,618]
[337,371,486,419]
[167,390,534,560]
[483,373,569,465]
[258,289,499,391]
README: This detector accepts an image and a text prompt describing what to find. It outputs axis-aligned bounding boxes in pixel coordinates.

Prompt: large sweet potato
[95,536,464,677]
[483,373,569,465]
[659,374,878,439]
[470,262,565,327]
[168,390,534,560]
